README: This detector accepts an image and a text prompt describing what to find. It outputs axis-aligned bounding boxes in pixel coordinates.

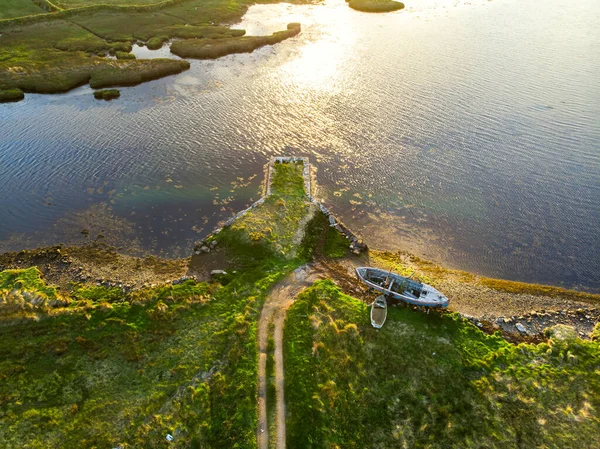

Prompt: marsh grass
[93,88,120,99]
[284,280,600,448]
[170,23,301,59]
[0,0,289,95]
[0,0,45,19]
[0,87,25,102]
[115,50,135,59]
[347,0,404,13]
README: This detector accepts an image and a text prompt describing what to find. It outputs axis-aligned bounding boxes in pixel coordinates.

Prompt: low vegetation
[170,23,301,59]
[0,87,25,102]
[0,0,44,19]
[347,0,404,13]
[0,0,309,99]
[0,161,350,448]
[285,280,600,448]
[93,88,120,100]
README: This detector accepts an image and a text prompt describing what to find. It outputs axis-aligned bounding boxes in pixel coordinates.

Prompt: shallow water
[0,0,599,291]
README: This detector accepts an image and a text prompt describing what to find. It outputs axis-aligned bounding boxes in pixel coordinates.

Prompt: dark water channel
[0,0,599,291]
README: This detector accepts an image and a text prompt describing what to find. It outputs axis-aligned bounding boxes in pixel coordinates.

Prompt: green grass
[0,0,45,19]
[0,263,301,448]
[347,0,404,13]
[285,280,600,448]
[218,161,310,259]
[300,210,350,260]
[0,268,62,313]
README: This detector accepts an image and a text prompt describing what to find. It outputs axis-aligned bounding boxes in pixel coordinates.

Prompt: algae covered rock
[544,324,578,341]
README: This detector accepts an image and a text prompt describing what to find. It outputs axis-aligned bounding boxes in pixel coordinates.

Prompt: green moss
[72,284,125,301]
[347,0,405,13]
[0,87,24,102]
[285,280,600,448]
[93,88,120,100]
[323,226,349,258]
[115,50,135,59]
[146,35,165,50]
[0,267,58,299]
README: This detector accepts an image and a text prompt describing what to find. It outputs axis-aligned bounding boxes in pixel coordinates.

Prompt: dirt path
[257,264,321,449]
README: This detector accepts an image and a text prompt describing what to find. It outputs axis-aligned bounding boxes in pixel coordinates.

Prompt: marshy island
[0,0,403,102]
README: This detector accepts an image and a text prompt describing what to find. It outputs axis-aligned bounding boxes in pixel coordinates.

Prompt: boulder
[200,246,210,253]
[211,270,227,276]
[544,324,578,341]
[515,322,527,334]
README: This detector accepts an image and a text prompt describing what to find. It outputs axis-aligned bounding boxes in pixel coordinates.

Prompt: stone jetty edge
[199,156,368,254]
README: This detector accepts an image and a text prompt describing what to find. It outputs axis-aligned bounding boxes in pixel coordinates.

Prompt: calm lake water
[0,0,599,291]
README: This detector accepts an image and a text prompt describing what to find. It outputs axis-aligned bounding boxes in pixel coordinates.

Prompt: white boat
[370,295,387,329]
[356,267,449,308]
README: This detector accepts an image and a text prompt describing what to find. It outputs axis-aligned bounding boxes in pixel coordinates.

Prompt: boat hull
[356,267,449,308]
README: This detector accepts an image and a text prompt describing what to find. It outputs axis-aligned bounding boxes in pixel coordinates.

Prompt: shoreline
[1,158,598,341]
[2,239,598,341]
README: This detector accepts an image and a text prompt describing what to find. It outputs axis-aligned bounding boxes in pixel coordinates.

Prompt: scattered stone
[515,322,527,334]
[496,317,504,325]
[200,246,210,253]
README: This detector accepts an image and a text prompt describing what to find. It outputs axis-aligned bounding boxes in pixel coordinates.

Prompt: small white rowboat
[370,295,387,329]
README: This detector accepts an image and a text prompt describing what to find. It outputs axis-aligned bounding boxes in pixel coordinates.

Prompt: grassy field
[0,160,347,448]
[0,0,45,19]
[0,256,297,448]
[284,280,600,448]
